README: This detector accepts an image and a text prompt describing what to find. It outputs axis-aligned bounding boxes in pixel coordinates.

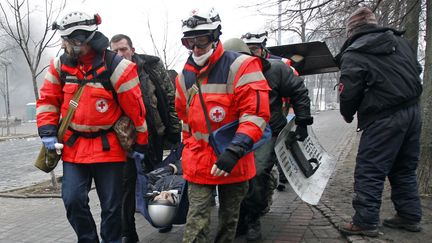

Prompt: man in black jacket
[336,7,423,237]
[223,38,313,241]
[110,34,181,242]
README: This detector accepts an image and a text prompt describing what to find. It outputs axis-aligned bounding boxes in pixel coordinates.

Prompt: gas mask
[62,31,96,62]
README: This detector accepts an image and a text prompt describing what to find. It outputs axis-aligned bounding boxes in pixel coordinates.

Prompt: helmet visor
[181,34,212,50]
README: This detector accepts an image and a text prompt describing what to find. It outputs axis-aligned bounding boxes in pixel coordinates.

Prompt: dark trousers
[352,104,422,228]
[62,161,124,243]
[121,135,163,238]
[121,157,139,240]
[240,136,277,223]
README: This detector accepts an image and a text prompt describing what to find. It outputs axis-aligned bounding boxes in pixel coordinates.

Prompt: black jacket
[262,58,313,136]
[133,54,181,148]
[336,26,422,130]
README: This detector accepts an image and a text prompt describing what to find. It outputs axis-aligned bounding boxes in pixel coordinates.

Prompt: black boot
[121,235,139,243]
[246,219,262,241]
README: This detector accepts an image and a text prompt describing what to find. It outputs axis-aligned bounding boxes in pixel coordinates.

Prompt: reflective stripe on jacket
[36,50,148,163]
[175,43,271,185]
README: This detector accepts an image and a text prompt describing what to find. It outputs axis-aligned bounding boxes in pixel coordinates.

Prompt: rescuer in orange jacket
[36,11,147,243]
[176,7,271,243]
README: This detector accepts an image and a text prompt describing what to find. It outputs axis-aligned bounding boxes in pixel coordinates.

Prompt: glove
[129,150,145,164]
[211,145,245,176]
[41,136,58,150]
[343,115,353,123]
[295,125,308,142]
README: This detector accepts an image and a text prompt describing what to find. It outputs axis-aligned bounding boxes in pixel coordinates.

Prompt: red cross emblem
[96,99,108,113]
[338,83,344,93]
[210,106,225,122]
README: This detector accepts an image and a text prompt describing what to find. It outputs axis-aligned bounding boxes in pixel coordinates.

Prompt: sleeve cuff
[38,124,58,137]
[295,116,314,126]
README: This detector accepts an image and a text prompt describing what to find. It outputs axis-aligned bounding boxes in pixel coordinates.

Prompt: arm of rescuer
[212,55,271,177]
[273,60,313,140]
[175,73,192,141]
[36,58,63,140]
[111,59,148,153]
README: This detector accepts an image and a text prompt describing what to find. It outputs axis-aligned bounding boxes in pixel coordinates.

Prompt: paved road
[0,122,63,192]
[0,110,356,243]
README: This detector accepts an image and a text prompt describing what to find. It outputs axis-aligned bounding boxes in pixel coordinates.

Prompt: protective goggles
[181,34,213,50]
[61,31,96,46]
[241,31,268,40]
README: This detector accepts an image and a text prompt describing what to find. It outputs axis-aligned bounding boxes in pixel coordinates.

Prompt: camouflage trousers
[240,136,278,223]
[182,181,249,243]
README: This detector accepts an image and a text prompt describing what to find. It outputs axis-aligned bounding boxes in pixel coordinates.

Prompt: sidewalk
[318,134,432,243]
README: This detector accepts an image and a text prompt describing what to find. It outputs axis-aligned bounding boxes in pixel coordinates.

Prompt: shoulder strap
[100,50,120,101]
[57,84,85,142]
[196,78,213,136]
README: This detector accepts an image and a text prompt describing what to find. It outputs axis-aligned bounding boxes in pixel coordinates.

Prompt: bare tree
[0,0,66,188]
[145,14,185,70]
[402,0,422,53]
[0,0,66,101]
[417,0,432,194]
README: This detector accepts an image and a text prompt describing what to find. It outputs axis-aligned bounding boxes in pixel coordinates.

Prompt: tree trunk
[32,69,39,100]
[417,0,432,195]
[402,0,421,53]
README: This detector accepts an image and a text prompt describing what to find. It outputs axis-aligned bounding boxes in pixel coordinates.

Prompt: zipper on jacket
[256,90,260,114]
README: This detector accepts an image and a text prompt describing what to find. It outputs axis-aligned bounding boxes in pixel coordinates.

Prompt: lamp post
[0,61,12,136]
[5,64,10,135]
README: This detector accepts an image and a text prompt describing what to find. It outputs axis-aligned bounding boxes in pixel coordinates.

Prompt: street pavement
[0,110,430,242]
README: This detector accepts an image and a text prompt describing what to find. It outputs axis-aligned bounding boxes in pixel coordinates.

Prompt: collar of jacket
[335,25,405,65]
[185,41,224,74]
[257,56,271,73]
[132,53,161,67]
[60,50,108,80]
[60,49,105,72]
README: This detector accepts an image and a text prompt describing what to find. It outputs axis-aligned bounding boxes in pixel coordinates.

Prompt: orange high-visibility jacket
[175,43,271,185]
[36,50,148,163]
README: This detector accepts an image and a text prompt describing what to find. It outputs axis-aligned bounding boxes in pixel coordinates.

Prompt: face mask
[62,44,80,64]
[62,31,96,61]
[192,48,214,66]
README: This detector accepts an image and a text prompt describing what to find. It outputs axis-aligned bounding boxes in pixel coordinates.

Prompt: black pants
[121,134,164,238]
[352,104,422,228]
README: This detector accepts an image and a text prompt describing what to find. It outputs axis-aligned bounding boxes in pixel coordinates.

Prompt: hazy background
[1,0,288,120]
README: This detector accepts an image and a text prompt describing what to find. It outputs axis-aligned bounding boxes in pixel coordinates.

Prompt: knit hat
[346,7,377,36]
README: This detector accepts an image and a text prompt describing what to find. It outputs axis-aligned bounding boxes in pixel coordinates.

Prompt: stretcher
[135,143,189,228]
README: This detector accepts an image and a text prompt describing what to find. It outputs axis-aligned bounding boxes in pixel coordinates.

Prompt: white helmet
[52,11,101,37]
[148,199,177,227]
[181,7,221,37]
[241,31,268,47]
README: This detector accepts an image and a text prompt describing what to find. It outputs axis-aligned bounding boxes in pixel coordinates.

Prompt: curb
[0,192,61,198]
[0,176,63,199]
[0,134,38,142]
[313,131,387,242]
[312,130,374,242]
